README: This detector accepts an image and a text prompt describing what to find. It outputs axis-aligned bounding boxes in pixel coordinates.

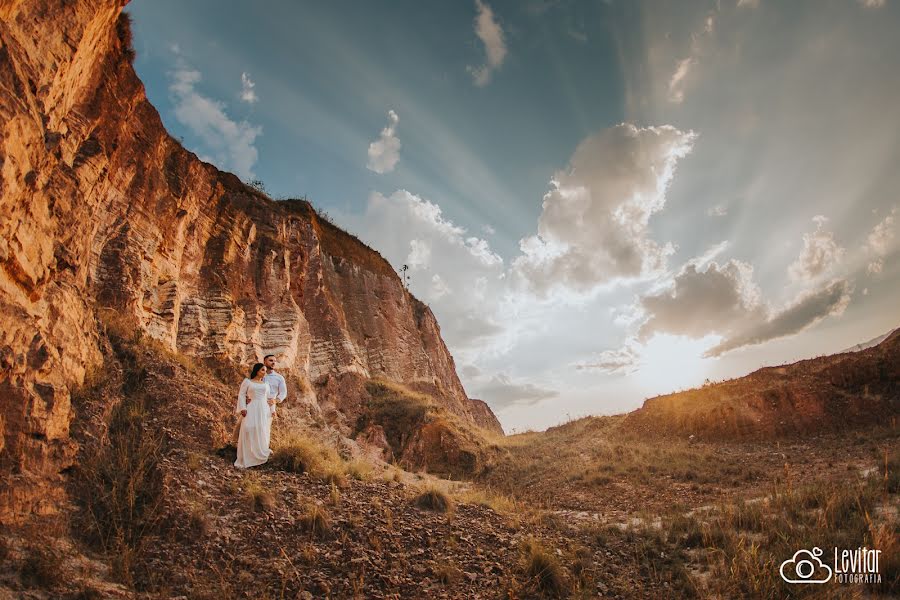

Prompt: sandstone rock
[0,0,501,524]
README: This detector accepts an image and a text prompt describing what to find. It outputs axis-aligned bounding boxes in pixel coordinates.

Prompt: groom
[263,354,288,415]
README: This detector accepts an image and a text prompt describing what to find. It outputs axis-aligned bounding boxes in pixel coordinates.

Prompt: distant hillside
[624,328,900,439]
[842,328,897,353]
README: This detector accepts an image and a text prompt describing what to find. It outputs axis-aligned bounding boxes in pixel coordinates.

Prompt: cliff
[0,0,500,524]
[624,328,900,438]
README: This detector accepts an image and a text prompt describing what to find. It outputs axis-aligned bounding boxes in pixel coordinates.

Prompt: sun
[635,334,719,396]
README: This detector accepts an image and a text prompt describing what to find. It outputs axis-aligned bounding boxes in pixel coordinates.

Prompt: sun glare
[635,334,719,396]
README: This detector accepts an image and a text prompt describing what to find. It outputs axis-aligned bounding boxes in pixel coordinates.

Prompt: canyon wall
[0,0,500,524]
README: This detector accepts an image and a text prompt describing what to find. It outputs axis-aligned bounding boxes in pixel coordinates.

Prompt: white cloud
[668,57,694,103]
[575,341,641,374]
[338,190,506,356]
[168,56,262,180]
[867,259,883,275]
[468,0,507,86]
[469,373,558,409]
[858,0,886,8]
[866,207,896,255]
[708,279,851,356]
[639,260,764,341]
[240,72,258,104]
[707,204,728,217]
[512,123,696,298]
[788,216,845,282]
[737,0,760,7]
[632,255,851,357]
[366,110,401,174]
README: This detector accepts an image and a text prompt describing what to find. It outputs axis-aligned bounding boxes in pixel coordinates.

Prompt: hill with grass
[624,328,900,439]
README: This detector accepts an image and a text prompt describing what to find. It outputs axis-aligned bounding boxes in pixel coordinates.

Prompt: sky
[128,0,900,432]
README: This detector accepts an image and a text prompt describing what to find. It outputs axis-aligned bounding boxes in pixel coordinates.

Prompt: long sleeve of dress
[236,379,249,414]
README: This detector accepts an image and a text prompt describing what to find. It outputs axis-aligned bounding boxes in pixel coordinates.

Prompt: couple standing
[234,354,288,469]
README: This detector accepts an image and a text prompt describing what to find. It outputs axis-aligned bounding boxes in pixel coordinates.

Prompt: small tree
[247,179,267,194]
[399,264,410,289]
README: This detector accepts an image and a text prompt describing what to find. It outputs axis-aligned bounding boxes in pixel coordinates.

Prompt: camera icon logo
[780,547,833,584]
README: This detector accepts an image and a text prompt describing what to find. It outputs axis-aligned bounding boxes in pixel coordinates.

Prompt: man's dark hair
[264,354,275,361]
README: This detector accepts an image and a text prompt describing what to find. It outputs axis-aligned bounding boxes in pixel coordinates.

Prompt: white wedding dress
[234,378,273,468]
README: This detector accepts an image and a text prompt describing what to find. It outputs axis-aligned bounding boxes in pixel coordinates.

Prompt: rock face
[0,0,500,524]
[625,329,900,438]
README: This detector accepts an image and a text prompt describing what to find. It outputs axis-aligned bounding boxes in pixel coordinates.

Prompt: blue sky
[129,0,900,431]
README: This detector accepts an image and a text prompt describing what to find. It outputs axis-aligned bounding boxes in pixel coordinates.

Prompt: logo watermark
[780,546,882,585]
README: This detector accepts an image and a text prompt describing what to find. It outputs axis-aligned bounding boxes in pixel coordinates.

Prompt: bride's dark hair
[249,363,265,379]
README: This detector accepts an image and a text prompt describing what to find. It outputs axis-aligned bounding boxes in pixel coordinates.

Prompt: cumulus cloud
[468,0,507,86]
[575,341,641,374]
[788,216,845,282]
[469,373,558,409]
[638,260,764,340]
[708,279,851,356]
[633,256,851,357]
[168,57,262,180]
[866,207,896,254]
[512,123,696,297]
[858,0,886,8]
[240,72,257,104]
[339,190,506,355]
[865,208,896,274]
[366,110,401,174]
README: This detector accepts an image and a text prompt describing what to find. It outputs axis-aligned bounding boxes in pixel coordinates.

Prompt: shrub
[242,474,275,512]
[269,432,346,483]
[414,487,453,513]
[20,544,65,589]
[297,505,331,539]
[520,538,568,597]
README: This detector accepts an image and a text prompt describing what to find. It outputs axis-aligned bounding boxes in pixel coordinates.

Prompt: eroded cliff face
[0,0,500,524]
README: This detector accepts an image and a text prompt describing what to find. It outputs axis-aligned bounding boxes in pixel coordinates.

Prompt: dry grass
[435,562,463,585]
[269,431,348,485]
[456,486,520,514]
[362,379,432,451]
[297,504,331,539]
[636,474,896,598]
[520,537,569,597]
[414,486,453,513]
[20,543,65,589]
[73,364,164,585]
[242,473,275,512]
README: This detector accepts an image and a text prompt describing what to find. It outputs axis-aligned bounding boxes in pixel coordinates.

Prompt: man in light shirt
[263,354,287,416]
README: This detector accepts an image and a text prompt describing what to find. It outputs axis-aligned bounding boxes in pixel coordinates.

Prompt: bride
[234,363,274,468]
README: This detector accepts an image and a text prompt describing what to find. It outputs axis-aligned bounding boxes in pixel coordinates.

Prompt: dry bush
[346,459,373,481]
[269,432,347,485]
[20,544,65,589]
[435,562,463,585]
[520,537,569,597]
[242,473,275,512]
[297,505,331,539]
[74,372,164,585]
[414,486,453,513]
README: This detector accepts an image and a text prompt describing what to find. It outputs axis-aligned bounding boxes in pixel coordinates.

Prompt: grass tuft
[520,537,568,597]
[297,505,331,539]
[414,486,453,513]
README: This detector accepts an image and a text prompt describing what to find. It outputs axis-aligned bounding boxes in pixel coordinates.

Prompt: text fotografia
[834,547,881,584]
[780,546,882,585]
